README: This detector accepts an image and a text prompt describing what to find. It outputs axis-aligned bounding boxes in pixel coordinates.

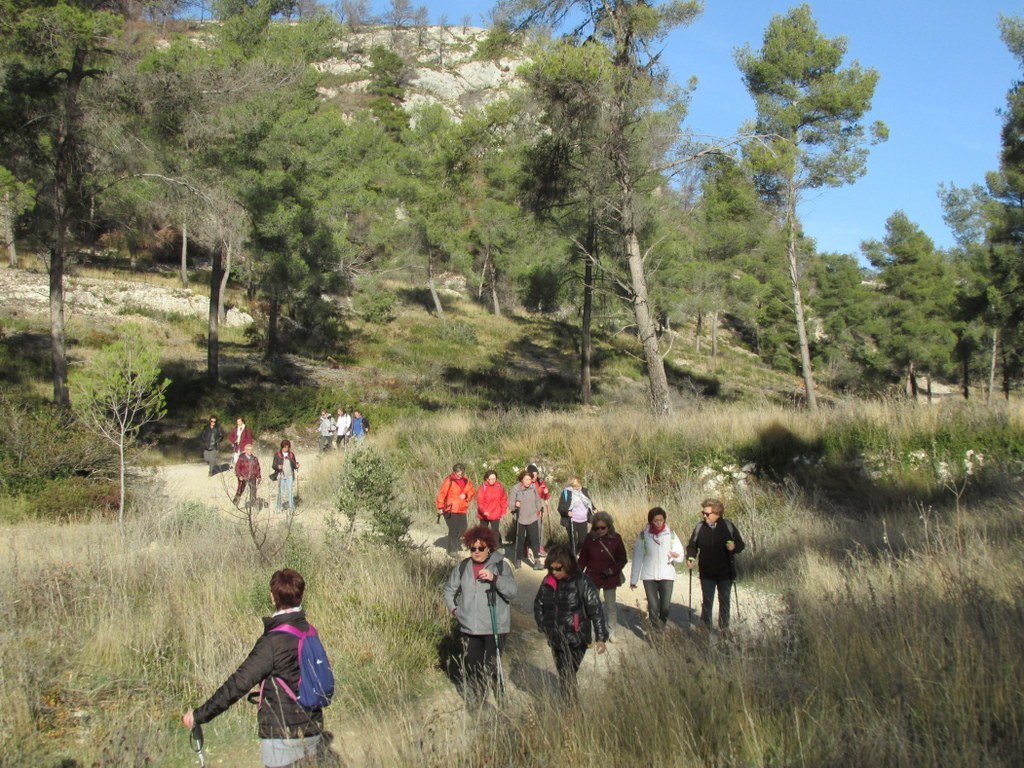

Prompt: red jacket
[476,480,508,521]
[231,426,255,451]
[534,478,551,502]
[435,474,476,515]
[235,452,262,481]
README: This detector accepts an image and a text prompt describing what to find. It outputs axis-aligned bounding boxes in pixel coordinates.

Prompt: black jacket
[534,572,609,648]
[685,518,745,580]
[193,610,323,738]
[200,425,223,452]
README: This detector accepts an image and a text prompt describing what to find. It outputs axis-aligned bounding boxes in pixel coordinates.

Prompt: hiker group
[199,409,369,512]
[317,408,368,452]
[437,462,746,706]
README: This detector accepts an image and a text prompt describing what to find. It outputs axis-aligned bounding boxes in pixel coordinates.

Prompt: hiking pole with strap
[688,566,693,628]
[190,723,206,768]
[486,582,507,701]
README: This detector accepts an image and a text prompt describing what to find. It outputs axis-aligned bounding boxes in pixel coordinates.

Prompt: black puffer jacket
[534,572,609,648]
[193,610,323,738]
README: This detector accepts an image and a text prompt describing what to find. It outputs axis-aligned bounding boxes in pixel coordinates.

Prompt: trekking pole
[189,723,206,768]
[688,567,693,628]
[487,583,507,701]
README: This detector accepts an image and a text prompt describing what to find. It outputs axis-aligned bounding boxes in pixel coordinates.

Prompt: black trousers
[550,636,587,699]
[445,513,468,554]
[700,575,733,629]
[462,632,504,703]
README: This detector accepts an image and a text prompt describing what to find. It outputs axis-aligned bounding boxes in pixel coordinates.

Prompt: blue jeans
[643,579,674,627]
[277,477,294,511]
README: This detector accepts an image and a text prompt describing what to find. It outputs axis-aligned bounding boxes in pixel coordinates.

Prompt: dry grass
[3,401,1024,765]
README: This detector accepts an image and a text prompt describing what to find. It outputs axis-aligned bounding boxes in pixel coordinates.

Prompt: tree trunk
[477,251,488,300]
[625,224,671,416]
[218,241,231,324]
[961,340,969,400]
[490,263,501,317]
[180,221,189,288]
[2,190,16,268]
[49,244,70,407]
[47,46,89,408]
[695,312,703,355]
[580,215,596,406]
[987,328,998,405]
[427,257,444,317]
[926,373,933,404]
[208,242,223,384]
[267,296,279,356]
[906,361,919,400]
[117,437,126,537]
[711,310,719,362]
[786,196,818,411]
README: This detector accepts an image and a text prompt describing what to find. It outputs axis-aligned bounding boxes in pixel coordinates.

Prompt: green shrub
[336,446,410,546]
[354,289,398,325]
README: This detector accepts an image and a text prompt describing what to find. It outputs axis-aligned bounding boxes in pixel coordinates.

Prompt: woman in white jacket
[629,507,685,629]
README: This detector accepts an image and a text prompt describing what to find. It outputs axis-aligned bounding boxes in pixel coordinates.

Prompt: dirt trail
[150,448,782,765]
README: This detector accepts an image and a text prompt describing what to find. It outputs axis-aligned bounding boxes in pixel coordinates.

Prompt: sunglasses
[593,525,608,530]
[702,511,719,517]
[549,565,564,573]
[469,546,489,552]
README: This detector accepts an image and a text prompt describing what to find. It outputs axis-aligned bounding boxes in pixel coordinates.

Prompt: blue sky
[370,1,1021,258]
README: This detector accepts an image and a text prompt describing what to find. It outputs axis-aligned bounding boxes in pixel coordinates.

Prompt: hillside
[0,263,804,426]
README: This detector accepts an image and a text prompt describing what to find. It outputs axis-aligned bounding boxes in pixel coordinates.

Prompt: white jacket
[630,525,685,585]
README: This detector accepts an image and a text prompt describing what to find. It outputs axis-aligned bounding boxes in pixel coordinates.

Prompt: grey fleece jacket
[443,551,517,635]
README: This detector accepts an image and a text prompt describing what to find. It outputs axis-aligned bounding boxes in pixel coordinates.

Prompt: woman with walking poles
[533,544,608,699]
[271,439,299,512]
[630,507,686,630]
[509,469,546,570]
[475,469,508,541]
[181,569,327,767]
[443,525,517,706]
[686,497,746,632]
[576,511,628,641]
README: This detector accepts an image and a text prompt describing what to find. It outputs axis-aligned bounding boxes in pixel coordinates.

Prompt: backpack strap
[259,624,312,709]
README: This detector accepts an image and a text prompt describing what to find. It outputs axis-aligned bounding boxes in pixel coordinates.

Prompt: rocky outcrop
[315,26,529,121]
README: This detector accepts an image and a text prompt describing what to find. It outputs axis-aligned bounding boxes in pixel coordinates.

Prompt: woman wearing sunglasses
[533,544,608,699]
[443,525,517,706]
[576,511,628,641]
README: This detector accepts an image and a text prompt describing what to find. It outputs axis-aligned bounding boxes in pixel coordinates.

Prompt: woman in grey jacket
[508,469,546,570]
[443,525,517,705]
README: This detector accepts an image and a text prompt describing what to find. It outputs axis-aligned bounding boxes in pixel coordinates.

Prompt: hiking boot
[537,546,547,557]
[532,562,545,571]
[514,560,522,570]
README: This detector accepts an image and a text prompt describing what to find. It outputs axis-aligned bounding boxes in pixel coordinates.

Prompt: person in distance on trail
[436,463,476,556]
[234,443,262,505]
[577,511,628,641]
[557,476,595,557]
[630,507,686,630]
[533,544,608,700]
[508,469,545,570]
[351,410,369,440]
[443,525,517,706]
[317,411,335,453]
[200,415,223,477]
[334,407,351,448]
[230,417,254,469]
[526,463,550,558]
[686,497,746,632]
[475,469,508,542]
[181,569,326,767]
[272,439,299,512]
